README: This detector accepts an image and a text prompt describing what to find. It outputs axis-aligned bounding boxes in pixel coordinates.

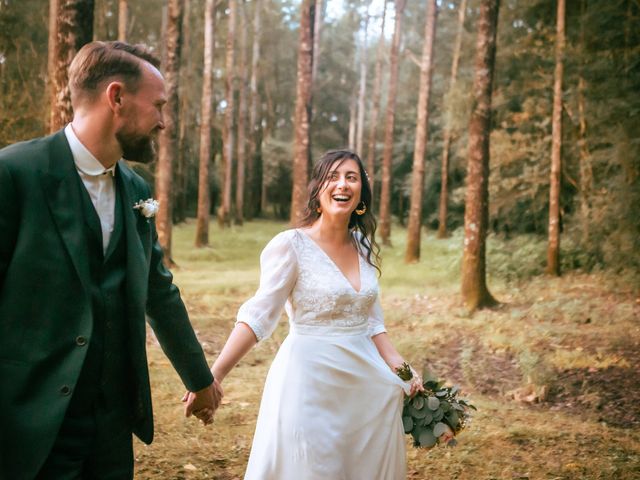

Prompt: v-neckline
[297,229,363,293]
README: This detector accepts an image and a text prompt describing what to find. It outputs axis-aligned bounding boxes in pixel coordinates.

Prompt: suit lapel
[41,130,92,296]
[116,161,149,307]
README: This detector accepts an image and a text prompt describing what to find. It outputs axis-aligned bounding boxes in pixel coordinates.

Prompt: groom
[0,41,221,479]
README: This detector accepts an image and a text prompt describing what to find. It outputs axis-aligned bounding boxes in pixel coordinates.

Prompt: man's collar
[64,124,117,177]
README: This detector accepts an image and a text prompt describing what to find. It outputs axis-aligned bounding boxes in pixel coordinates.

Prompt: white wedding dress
[237,229,409,480]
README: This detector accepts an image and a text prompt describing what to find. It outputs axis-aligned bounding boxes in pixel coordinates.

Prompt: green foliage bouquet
[396,363,476,448]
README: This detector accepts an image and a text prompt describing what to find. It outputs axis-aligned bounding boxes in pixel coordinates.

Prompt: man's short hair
[68,41,161,105]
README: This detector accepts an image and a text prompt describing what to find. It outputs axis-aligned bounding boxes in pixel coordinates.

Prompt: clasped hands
[182,378,224,425]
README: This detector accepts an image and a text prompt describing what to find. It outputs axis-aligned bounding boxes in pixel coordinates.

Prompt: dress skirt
[244,325,408,480]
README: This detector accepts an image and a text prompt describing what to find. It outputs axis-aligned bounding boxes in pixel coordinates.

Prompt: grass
[134,219,640,479]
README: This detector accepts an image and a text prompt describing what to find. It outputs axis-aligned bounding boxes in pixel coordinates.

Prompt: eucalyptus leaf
[418,430,437,448]
[433,422,449,437]
[427,396,440,411]
[412,395,425,410]
[409,405,427,419]
[402,416,414,433]
[433,409,444,421]
[447,411,459,427]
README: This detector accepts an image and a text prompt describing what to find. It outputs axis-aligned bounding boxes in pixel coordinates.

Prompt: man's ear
[106,81,126,112]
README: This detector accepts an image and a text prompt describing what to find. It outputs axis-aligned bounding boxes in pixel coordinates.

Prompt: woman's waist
[288,318,369,336]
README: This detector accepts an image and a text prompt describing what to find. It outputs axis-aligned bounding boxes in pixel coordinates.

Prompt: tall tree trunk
[219,0,236,227]
[405,0,438,263]
[355,6,370,157]
[175,0,192,223]
[365,0,388,208]
[378,0,405,246]
[577,0,592,244]
[235,0,248,225]
[118,0,127,41]
[247,0,262,219]
[348,95,357,149]
[155,0,183,265]
[460,0,499,312]
[47,0,59,131]
[311,0,323,86]
[437,0,467,239]
[195,0,215,247]
[546,0,565,276]
[50,0,95,133]
[290,0,315,224]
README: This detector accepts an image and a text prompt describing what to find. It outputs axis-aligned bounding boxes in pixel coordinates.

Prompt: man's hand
[182,379,224,425]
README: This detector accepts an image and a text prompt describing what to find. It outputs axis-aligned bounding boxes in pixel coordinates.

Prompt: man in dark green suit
[0,41,222,479]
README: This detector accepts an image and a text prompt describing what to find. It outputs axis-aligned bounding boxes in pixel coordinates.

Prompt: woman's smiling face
[317,158,362,219]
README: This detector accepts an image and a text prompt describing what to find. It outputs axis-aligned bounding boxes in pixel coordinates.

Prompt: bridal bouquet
[396,363,476,448]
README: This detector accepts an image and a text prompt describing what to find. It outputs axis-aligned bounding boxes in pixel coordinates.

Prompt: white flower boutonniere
[133,198,160,219]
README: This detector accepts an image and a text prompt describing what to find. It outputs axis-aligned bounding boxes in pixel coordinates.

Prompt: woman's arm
[210,322,258,382]
[371,332,405,371]
[372,332,424,396]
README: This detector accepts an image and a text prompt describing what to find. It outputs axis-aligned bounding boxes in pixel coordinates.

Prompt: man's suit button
[75,336,87,346]
[59,385,72,396]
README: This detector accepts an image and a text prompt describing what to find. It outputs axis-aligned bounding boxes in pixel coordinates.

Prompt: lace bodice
[237,229,387,341]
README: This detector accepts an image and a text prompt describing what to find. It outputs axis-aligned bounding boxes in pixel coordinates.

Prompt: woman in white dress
[196,150,443,479]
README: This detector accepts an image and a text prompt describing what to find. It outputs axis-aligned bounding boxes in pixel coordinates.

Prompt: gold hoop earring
[355,202,367,216]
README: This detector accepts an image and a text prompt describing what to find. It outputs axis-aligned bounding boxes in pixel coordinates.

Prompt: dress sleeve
[236,231,298,342]
[367,294,387,337]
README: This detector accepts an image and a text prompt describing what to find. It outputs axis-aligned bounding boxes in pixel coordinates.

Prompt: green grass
[134,219,640,479]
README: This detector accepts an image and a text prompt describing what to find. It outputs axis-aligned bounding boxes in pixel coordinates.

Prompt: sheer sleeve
[367,294,387,337]
[236,231,298,342]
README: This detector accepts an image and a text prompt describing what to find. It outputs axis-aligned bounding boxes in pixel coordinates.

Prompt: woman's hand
[408,366,424,397]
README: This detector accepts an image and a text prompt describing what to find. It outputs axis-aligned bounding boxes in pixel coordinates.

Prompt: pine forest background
[1,0,640,478]
[1,0,638,274]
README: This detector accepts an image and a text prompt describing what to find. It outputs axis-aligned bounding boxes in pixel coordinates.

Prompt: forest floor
[133,219,640,480]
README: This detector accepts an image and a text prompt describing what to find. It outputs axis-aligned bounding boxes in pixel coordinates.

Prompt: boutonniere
[133,198,160,219]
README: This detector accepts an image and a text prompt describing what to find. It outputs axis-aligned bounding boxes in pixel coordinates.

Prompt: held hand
[183,379,224,425]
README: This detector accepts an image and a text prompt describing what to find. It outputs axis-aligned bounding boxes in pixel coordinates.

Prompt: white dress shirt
[64,124,117,254]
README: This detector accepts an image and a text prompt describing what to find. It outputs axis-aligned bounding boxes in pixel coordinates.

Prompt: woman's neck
[308,215,351,245]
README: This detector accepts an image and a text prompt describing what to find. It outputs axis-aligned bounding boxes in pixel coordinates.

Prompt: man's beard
[116,128,157,164]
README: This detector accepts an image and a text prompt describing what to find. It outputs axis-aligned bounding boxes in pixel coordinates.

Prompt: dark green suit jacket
[0,130,213,479]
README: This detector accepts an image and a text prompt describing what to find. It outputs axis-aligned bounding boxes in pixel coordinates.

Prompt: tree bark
[47,0,59,131]
[378,0,405,246]
[577,0,592,244]
[460,0,499,312]
[365,0,388,208]
[219,0,236,228]
[175,0,192,223]
[246,0,263,219]
[49,0,94,133]
[311,0,323,86]
[290,0,315,224]
[348,95,357,149]
[155,0,183,265]
[195,0,215,247]
[355,6,370,157]
[437,0,467,239]
[405,0,438,263]
[235,0,248,225]
[546,0,565,276]
[118,0,127,41]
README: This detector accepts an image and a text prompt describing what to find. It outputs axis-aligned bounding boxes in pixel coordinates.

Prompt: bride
[191,150,449,479]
